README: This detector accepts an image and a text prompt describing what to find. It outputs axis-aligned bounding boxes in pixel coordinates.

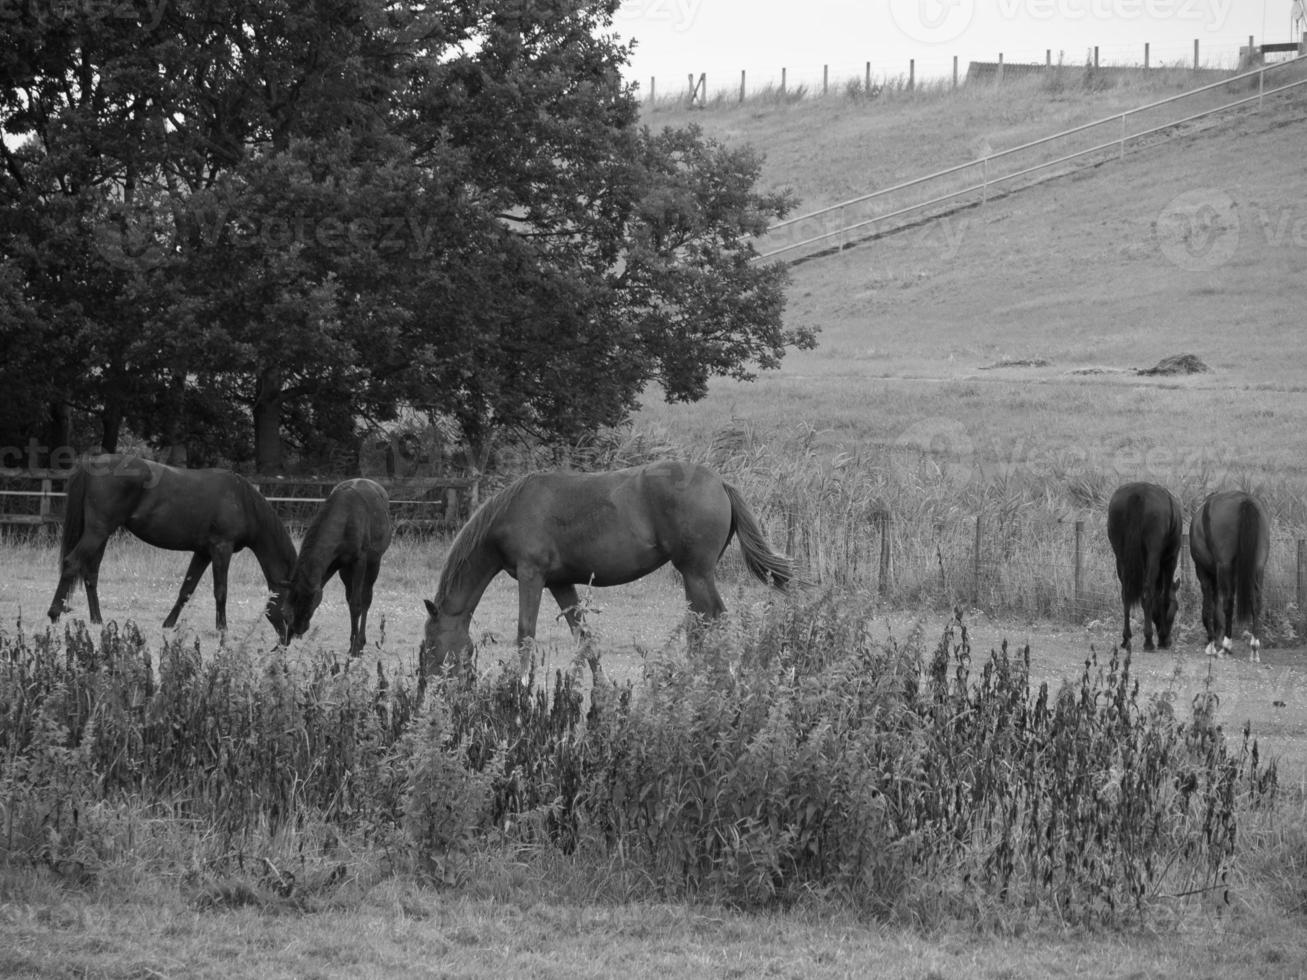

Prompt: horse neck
[247,488,298,590]
[289,521,333,594]
[436,534,501,619]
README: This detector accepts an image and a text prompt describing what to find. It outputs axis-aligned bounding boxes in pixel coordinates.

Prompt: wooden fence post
[866,61,871,93]
[1194,38,1199,70]
[1074,520,1085,615]
[1046,48,1051,66]
[1093,46,1099,69]
[823,64,828,96]
[997,52,1004,85]
[972,514,982,606]
[1144,42,1150,69]
[952,55,958,90]
[650,76,655,102]
[39,478,52,523]
[781,66,786,95]
[908,58,915,90]
[740,69,746,103]
[1297,539,1306,610]
[878,513,892,597]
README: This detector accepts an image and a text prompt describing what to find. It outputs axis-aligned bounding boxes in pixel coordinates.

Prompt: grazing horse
[47,454,297,633]
[1190,490,1270,662]
[277,478,392,656]
[420,461,794,675]
[1106,482,1183,652]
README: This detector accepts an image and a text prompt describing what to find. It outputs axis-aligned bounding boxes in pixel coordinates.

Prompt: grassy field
[6,71,1307,976]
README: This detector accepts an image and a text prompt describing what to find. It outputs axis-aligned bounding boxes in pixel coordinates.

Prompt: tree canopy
[0,0,811,472]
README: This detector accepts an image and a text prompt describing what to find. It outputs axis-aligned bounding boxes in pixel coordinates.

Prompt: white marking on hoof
[1205,642,1219,657]
[1221,636,1233,657]
[1249,636,1261,664]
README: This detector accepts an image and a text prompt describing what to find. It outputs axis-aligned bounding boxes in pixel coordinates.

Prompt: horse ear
[424,598,438,618]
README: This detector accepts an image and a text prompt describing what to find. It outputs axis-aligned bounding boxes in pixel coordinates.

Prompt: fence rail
[0,468,479,532]
[752,53,1307,262]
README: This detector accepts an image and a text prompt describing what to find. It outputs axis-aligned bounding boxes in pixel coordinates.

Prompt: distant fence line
[651,36,1305,105]
[751,51,1307,261]
[6,468,1306,629]
[0,468,478,533]
[710,508,1307,631]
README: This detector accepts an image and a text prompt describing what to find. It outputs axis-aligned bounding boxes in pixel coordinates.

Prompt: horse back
[108,458,262,551]
[491,462,731,584]
[1192,490,1269,571]
[306,478,393,560]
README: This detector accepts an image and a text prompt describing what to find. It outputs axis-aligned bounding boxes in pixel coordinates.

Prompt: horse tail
[1117,492,1146,605]
[58,464,88,575]
[1234,498,1262,622]
[722,481,793,589]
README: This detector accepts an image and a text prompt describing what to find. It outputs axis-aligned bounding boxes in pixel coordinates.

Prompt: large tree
[1,0,809,472]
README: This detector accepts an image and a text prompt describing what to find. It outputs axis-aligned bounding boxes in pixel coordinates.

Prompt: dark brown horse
[420,461,793,675]
[47,454,297,633]
[277,478,392,656]
[1190,490,1270,662]
[1106,482,1182,652]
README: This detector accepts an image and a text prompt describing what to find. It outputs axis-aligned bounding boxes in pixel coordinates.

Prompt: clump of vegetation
[0,606,1279,927]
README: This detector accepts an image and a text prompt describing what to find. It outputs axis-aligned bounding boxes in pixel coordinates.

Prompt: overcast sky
[615,0,1300,92]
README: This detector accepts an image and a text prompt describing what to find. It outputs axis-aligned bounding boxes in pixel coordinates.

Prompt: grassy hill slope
[638,75,1307,489]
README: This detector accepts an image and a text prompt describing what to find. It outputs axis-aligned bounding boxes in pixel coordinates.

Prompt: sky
[614,0,1302,93]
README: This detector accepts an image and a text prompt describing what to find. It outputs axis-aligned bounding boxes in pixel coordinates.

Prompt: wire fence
[645,38,1285,104]
[713,505,1307,635]
[751,52,1307,261]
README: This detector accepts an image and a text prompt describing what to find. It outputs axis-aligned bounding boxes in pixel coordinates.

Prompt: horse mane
[238,475,297,581]
[435,475,531,606]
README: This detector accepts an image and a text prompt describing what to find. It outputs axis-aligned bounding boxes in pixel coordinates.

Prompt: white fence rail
[754,54,1307,262]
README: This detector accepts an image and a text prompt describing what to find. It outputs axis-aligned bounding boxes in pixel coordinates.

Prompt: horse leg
[163,551,211,629]
[516,570,547,675]
[1119,588,1133,652]
[343,560,375,657]
[549,583,587,638]
[48,532,109,623]
[1194,564,1217,656]
[1215,565,1234,658]
[209,543,233,635]
[1140,555,1160,652]
[680,564,726,652]
[357,556,381,656]
[1249,574,1263,664]
[83,539,109,626]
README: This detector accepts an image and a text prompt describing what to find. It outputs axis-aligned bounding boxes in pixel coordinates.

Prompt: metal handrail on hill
[754,53,1307,262]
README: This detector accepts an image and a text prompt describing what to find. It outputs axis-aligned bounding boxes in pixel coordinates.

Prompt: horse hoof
[1143,640,1155,652]
[1205,642,1219,658]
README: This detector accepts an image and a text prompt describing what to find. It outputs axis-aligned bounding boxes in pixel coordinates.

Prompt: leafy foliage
[1,0,805,470]
[0,604,1276,925]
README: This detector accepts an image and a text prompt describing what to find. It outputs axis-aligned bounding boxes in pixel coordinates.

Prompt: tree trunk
[253,366,284,473]
[100,400,122,454]
[43,400,72,468]
[163,373,188,466]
